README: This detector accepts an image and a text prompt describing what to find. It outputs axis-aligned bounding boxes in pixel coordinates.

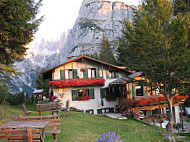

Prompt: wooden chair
[61,100,69,117]
[0,128,41,142]
[22,104,32,116]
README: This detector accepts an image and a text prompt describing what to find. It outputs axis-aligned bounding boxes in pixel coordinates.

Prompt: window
[91,68,96,78]
[72,88,94,101]
[68,70,73,79]
[65,69,78,79]
[109,71,115,78]
[107,70,119,79]
[78,89,88,97]
[136,85,143,96]
[87,68,98,78]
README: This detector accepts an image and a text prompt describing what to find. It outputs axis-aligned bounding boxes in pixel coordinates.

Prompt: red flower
[49,95,57,101]
[49,78,105,88]
[77,95,91,101]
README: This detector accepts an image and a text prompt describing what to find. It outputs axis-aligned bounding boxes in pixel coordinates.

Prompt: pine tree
[36,68,49,98]
[0,0,42,83]
[118,0,189,140]
[99,34,116,64]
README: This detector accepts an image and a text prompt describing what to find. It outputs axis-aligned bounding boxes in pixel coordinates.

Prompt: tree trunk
[165,96,176,142]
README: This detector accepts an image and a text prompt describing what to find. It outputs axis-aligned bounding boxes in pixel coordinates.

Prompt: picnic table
[0,121,50,142]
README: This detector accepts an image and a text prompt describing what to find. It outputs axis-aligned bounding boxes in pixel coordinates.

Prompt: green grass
[175,133,190,142]
[0,104,169,142]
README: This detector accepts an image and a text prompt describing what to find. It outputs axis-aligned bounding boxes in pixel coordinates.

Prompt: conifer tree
[0,0,42,83]
[36,68,49,98]
[99,34,116,64]
[118,0,189,141]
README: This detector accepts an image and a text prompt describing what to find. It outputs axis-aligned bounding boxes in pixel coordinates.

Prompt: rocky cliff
[9,0,137,95]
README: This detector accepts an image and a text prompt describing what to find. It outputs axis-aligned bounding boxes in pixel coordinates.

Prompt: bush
[6,92,25,105]
[0,83,9,104]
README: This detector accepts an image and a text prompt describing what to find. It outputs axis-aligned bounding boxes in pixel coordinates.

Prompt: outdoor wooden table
[0,121,50,142]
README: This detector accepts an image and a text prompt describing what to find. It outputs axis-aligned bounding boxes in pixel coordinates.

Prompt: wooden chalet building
[43,55,132,114]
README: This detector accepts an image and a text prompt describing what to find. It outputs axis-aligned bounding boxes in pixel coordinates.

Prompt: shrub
[6,92,25,105]
[0,83,9,104]
[97,131,124,142]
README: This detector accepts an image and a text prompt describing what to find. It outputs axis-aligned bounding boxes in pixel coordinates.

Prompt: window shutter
[71,90,78,101]
[83,69,88,78]
[100,88,106,98]
[106,71,109,79]
[142,86,145,96]
[73,69,78,79]
[96,68,100,78]
[132,84,136,96]
[89,89,94,99]
[60,70,65,79]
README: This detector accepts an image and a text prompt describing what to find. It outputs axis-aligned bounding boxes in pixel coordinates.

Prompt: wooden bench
[22,104,32,116]
[36,102,63,116]
[0,128,41,142]
[15,115,61,142]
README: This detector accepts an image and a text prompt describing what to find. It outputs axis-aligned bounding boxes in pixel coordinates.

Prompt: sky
[32,0,141,44]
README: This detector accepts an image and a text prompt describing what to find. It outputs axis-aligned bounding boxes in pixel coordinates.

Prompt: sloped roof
[44,55,131,74]
[33,90,44,94]
[128,71,142,79]
[109,77,129,86]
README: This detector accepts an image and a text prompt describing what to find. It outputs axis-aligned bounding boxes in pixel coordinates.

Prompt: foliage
[85,52,99,60]
[6,92,25,105]
[99,34,116,64]
[0,83,9,104]
[30,94,35,104]
[36,68,49,97]
[0,0,42,83]
[174,0,190,16]
[117,0,190,136]
[97,131,124,142]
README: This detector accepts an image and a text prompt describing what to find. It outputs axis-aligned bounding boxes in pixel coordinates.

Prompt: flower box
[49,78,105,88]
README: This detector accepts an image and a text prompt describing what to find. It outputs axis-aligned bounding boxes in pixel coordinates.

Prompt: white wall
[53,86,118,114]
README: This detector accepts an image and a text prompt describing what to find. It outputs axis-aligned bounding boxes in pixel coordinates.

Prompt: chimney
[67,56,72,61]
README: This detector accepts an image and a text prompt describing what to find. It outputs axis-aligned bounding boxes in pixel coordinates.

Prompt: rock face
[58,0,136,61]
[9,0,137,95]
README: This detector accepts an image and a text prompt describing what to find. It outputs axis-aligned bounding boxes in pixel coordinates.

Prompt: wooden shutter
[132,84,136,96]
[100,88,106,98]
[60,70,65,79]
[142,86,145,96]
[83,69,88,78]
[96,68,100,78]
[89,89,94,99]
[71,90,78,101]
[106,71,109,79]
[73,69,78,79]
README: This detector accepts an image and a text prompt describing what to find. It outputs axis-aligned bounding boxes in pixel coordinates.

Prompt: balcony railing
[49,78,105,88]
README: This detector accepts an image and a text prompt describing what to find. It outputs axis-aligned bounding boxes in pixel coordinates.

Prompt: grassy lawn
[0,104,170,142]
